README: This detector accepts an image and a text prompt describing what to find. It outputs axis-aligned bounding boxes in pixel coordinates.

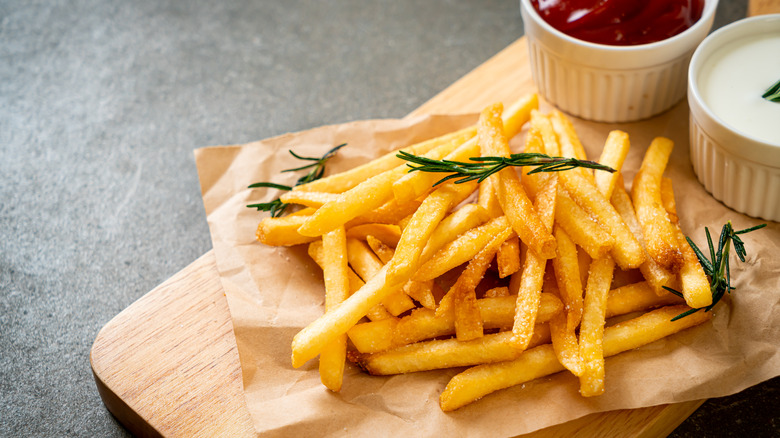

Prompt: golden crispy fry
[318,227,351,391]
[661,179,712,309]
[552,226,584,331]
[346,317,400,354]
[279,191,340,208]
[387,180,477,285]
[350,328,554,376]
[480,104,557,259]
[365,235,395,263]
[439,305,711,411]
[631,137,684,273]
[578,256,615,397]
[549,310,583,377]
[477,176,503,217]
[595,130,630,199]
[555,188,614,259]
[255,208,319,246]
[511,171,557,349]
[496,236,521,278]
[549,110,594,183]
[550,110,589,160]
[414,216,512,282]
[295,126,477,193]
[347,224,402,247]
[365,235,437,309]
[606,281,683,318]
[610,176,675,295]
[560,170,644,269]
[346,238,415,316]
[660,177,679,225]
[347,198,422,227]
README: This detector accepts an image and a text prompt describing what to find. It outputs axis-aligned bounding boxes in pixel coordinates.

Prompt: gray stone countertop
[2,0,777,436]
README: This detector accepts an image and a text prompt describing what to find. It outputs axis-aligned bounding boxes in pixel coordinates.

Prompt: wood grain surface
[91,3,773,434]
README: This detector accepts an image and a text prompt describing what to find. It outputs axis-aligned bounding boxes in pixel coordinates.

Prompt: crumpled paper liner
[195,103,779,438]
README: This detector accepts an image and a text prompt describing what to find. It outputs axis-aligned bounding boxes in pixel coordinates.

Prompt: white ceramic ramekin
[688,14,780,222]
[520,0,718,123]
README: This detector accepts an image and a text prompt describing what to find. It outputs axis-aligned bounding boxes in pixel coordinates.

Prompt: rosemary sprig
[664,221,766,321]
[762,78,780,103]
[247,143,346,217]
[396,151,615,186]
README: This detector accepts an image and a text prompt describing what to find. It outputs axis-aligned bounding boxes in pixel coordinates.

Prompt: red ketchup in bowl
[530,0,705,46]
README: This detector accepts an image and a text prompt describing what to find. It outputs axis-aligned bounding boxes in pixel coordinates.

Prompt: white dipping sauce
[699,32,780,145]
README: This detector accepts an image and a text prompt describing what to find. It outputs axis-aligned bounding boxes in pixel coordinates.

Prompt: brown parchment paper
[195,103,780,438]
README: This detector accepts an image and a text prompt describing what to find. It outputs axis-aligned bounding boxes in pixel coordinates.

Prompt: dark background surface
[1,0,777,436]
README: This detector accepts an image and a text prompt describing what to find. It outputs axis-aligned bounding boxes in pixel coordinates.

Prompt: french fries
[254,98,716,412]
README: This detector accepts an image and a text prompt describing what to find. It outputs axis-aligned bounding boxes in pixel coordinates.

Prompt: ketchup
[531,0,705,46]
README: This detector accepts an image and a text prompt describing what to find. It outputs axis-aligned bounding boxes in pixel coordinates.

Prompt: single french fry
[478,178,520,278]
[496,236,521,278]
[549,310,584,377]
[549,109,594,183]
[595,130,630,199]
[346,317,400,354]
[578,256,615,397]
[255,208,319,246]
[560,170,645,269]
[610,176,675,295]
[387,180,477,285]
[631,137,684,273]
[477,176,503,217]
[347,223,402,247]
[606,281,683,318]
[347,238,415,316]
[660,177,679,224]
[295,126,477,193]
[480,103,557,260]
[511,171,557,349]
[555,188,614,259]
[318,227,351,391]
[550,110,590,160]
[347,197,422,227]
[350,328,554,376]
[552,225,584,331]
[392,94,539,205]
[660,179,712,309]
[414,216,512,282]
[439,305,711,411]
[280,191,340,209]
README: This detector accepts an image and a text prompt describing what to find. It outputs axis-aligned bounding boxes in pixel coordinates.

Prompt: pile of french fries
[254,94,713,411]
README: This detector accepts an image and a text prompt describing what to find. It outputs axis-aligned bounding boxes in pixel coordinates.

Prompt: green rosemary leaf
[668,221,765,321]
[247,143,345,217]
[762,78,780,103]
[397,151,615,187]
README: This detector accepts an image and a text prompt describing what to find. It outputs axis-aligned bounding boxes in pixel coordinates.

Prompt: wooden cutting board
[91,3,776,434]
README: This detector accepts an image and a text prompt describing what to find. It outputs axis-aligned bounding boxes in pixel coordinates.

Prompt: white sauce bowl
[688,14,780,222]
[520,0,718,123]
